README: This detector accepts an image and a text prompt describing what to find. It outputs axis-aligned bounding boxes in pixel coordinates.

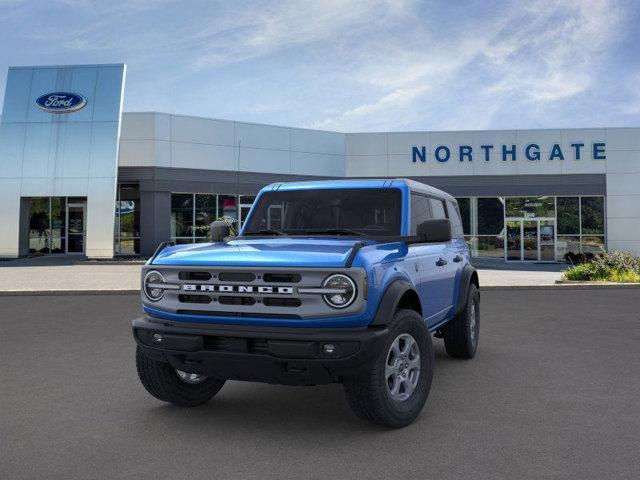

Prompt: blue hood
[151,238,365,268]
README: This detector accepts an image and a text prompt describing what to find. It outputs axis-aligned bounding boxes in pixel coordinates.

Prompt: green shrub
[563,250,640,282]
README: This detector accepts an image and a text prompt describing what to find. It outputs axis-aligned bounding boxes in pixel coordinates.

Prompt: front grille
[263,273,301,283]
[179,271,212,281]
[179,294,212,304]
[219,296,256,306]
[152,267,366,320]
[263,297,302,307]
[218,272,256,282]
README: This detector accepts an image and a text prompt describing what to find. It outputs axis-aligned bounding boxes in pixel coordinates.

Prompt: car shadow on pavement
[132,343,460,437]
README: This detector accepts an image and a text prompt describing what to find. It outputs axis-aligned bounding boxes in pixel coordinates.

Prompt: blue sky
[1,0,639,131]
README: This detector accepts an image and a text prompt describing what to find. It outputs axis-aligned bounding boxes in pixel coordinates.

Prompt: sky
[0,0,639,132]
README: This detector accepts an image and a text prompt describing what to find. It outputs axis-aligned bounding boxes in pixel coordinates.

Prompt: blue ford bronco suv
[133,179,480,427]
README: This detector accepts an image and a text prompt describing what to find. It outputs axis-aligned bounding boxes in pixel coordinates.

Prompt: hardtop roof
[262,178,455,202]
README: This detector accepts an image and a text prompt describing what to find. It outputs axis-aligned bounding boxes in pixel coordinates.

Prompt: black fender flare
[454,264,479,316]
[370,279,419,326]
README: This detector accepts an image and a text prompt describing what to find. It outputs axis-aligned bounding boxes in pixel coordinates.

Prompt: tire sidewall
[376,311,434,421]
[466,285,480,353]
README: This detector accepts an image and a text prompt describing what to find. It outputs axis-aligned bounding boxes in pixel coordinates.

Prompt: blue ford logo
[35,92,87,114]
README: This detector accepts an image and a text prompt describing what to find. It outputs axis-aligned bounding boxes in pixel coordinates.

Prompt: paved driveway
[1,289,639,480]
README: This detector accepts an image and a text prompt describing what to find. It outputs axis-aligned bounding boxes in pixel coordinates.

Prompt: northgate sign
[411,142,606,163]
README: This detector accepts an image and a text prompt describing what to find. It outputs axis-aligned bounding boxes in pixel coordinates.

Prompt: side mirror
[210,221,231,242]
[417,219,452,243]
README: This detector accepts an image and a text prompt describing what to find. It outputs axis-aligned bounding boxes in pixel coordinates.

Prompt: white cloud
[482,0,622,104]
[1,0,631,130]
[313,85,429,130]
[314,0,625,130]
[190,0,412,69]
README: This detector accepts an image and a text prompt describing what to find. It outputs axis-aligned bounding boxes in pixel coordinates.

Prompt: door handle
[453,255,462,263]
[436,258,447,267]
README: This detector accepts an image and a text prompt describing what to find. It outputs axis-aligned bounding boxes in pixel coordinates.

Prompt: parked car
[133,179,480,427]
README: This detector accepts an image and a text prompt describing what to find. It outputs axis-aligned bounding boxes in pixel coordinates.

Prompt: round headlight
[144,270,166,302]
[322,274,356,309]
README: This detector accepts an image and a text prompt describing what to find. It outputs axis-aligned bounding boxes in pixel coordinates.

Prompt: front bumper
[132,316,390,386]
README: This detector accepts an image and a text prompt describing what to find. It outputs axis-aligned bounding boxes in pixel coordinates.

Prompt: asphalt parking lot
[1,289,639,480]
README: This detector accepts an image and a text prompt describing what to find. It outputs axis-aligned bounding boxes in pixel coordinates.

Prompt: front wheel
[136,347,226,406]
[343,309,434,428]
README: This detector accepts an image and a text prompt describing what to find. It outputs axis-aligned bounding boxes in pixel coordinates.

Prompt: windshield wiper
[303,228,365,236]
[244,229,288,236]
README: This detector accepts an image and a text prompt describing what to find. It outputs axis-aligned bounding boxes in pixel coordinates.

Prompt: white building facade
[1,64,639,260]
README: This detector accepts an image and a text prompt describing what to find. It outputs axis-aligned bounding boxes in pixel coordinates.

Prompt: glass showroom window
[476,197,505,258]
[28,197,67,255]
[455,197,473,251]
[194,194,217,242]
[239,196,257,227]
[171,193,251,243]
[580,197,605,254]
[171,193,195,244]
[556,196,606,257]
[557,197,580,259]
[505,196,555,218]
[29,198,55,254]
[217,195,238,227]
[114,184,140,255]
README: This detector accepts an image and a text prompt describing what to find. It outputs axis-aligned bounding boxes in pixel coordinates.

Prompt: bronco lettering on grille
[182,284,294,294]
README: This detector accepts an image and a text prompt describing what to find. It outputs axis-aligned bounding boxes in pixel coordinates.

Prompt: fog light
[322,343,336,355]
[152,333,163,344]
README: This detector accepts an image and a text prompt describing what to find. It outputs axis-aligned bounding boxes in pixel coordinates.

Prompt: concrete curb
[555,280,640,286]
[2,283,640,296]
[484,283,640,290]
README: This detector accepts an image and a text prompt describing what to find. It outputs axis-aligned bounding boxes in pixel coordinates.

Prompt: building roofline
[8,63,125,70]
[123,112,639,135]
[122,111,344,135]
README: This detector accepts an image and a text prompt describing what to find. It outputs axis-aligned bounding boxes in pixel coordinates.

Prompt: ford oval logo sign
[35,92,87,114]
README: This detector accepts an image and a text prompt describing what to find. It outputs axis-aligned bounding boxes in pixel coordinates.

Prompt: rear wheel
[343,309,434,428]
[443,283,479,359]
[136,347,226,406]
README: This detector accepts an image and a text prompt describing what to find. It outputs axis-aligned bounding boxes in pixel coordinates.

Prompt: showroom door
[505,219,556,261]
[66,202,86,254]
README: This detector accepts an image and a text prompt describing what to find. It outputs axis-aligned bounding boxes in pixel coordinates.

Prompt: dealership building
[1,63,639,261]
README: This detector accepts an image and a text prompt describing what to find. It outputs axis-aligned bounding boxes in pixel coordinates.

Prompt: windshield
[242,188,402,236]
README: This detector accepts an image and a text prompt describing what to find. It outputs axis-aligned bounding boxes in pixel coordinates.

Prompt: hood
[151,238,366,268]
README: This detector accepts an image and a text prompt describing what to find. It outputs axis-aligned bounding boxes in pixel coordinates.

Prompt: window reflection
[581,197,605,234]
[114,184,140,255]
[463,195,605,260]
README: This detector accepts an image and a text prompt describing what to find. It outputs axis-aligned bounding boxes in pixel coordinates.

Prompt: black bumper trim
[132,316,389,386]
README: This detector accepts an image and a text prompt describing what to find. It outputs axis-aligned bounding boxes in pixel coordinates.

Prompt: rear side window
[410,194,432,235]
[430,198,447,219]
[446,199,464,238]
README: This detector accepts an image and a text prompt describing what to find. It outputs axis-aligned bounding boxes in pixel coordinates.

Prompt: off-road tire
[443,283,479,359]
[136,347,225,406]
[343,309,434,428]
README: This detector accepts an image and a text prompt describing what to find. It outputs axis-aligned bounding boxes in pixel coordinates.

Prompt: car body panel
[144,179,473,331]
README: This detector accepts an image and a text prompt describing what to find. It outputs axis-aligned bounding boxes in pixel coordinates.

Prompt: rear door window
[446,200,464,238]
[429,198,447,220]
[410,194,432,235]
